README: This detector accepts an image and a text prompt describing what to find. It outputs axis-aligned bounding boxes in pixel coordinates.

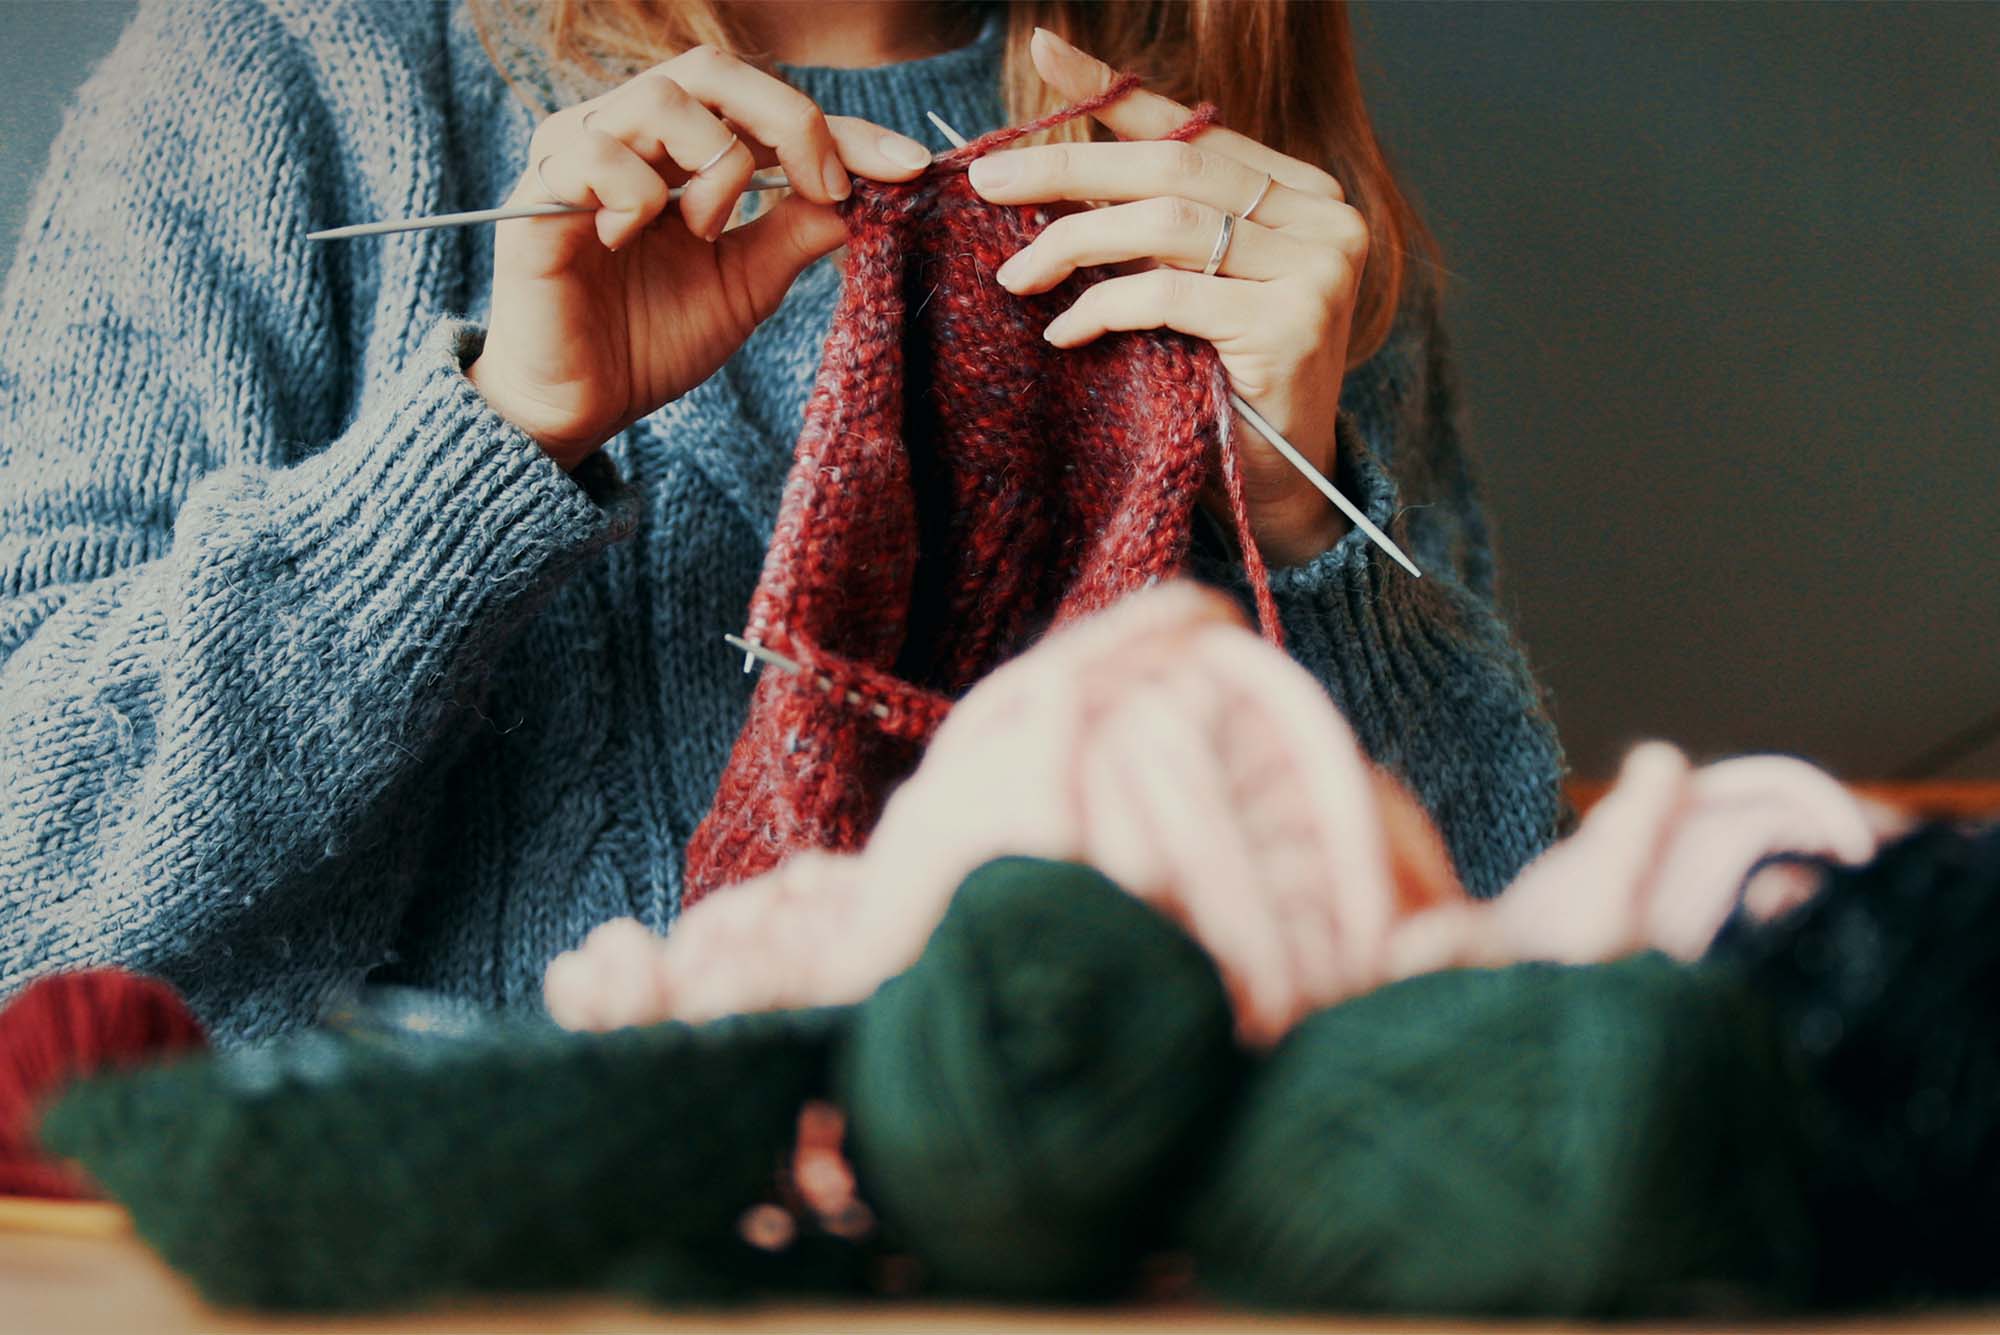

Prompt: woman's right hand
[467,46,935,470]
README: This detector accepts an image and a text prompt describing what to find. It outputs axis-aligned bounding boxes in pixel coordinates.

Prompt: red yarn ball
[0,967,207,1199]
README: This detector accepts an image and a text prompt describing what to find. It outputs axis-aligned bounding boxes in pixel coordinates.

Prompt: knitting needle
[305,170,796,241]
[927,111,1421,579]
[724,634,894,720]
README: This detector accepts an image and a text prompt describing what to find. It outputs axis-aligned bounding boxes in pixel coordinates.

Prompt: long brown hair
[470,0,1441,368]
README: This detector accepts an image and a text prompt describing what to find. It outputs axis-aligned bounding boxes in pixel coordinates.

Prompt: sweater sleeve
[0,3,640,1040]
[1187,282,1572,899]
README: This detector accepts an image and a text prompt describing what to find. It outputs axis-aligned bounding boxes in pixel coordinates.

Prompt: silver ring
[1200,209,1237,277]
[1240,170,1275,223]
[691,136,740,177]
[534,153,585,208]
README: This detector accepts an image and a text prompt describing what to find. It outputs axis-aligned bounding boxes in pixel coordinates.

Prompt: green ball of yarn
[37,1006,851,1311]
[838,856,1239,1300]
[1182,953,1817,1318]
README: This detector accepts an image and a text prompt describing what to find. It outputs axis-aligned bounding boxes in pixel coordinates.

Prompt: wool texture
[1708,817,2000,1307]
[1182,952,1818,1317]
[564,581,1893,1051]
[680,76,1279,905]
[836,855,1239,1300]
[0,966,206,1198]
[0,0,1567,1047]
[27,824,2000,1316]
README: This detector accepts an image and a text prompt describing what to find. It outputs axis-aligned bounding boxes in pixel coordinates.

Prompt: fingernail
[994,249,1029,289]
[822,157,852,202]
[1033,26,1073,52]
[968,155,1016,193]
[878,133,933,171]
[1042,317,1070,345]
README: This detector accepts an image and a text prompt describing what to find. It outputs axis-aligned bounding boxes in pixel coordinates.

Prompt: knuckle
[1033,142,1073,186]
[528,115,567,155]
[1303,166,1346,201]
[780,99,826,144]
[1336,211,1372,259]
[580,132,625,170]
[1156,194,1207,237]
[636,72,691,114]
[1168,142,1211,188]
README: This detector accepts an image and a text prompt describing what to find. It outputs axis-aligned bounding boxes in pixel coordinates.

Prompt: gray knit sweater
[0,0,1568,1046]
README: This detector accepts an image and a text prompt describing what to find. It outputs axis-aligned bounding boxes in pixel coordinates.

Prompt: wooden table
[8,1204,2000,1334]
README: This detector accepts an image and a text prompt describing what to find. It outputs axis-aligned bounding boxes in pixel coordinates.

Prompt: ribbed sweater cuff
[262,318,640,663]
[1198,409,1430,712]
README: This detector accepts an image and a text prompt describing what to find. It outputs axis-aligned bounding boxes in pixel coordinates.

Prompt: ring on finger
[534,153,587,208]
[691,135,741,177]
[1200,209,1238,277]
[1240,170,1275,224]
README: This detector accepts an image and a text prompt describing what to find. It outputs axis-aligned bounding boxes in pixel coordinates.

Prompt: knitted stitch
[681,76,1281,905]
[0,0,1568,1046]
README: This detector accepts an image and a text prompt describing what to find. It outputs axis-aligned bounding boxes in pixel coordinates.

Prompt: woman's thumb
[713,192,848,327]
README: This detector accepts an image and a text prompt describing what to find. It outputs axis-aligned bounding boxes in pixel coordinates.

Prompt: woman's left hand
[969,28,1370,567]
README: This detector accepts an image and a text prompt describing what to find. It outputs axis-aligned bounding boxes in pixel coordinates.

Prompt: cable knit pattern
[0,0,1566,1046]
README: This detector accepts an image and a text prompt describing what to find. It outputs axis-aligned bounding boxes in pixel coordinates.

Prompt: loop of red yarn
[681,74,1281,907]
[0,967,208,1199]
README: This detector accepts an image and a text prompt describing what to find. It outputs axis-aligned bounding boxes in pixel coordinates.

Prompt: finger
[582,918,673,1028]
[542,950,594,1029]
[968,138,1339,238]
[533,130,674,252]
[658,44,850,204]
[826,115,935,179]
[997,197,1305,292]
[1488,740,1691,964]
[1027,26,1346,201]
[1041,268,1252,348]
[711,191,849,330]
[1686,755,1878,865]
[569,74,753,242]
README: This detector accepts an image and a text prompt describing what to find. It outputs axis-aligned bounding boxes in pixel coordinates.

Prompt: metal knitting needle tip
[928,110,1420,579]
[307,170,796,241]
[1228,395,1423,579]
[926,111,970,150]
[725,633,799,677]
[722,635,892,720]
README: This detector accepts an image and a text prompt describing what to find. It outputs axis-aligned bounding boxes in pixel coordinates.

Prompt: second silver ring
[1200,209,1238,277]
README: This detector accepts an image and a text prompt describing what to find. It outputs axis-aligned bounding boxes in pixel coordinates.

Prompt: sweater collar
[774,8,1009,151]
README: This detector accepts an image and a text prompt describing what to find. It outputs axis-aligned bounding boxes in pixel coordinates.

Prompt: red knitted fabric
[682,75,1284,906]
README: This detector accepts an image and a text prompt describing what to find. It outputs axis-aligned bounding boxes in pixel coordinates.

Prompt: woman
[0,0,1567,1045]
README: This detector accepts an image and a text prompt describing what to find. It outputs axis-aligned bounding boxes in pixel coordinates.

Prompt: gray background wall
[2,1,1994,780]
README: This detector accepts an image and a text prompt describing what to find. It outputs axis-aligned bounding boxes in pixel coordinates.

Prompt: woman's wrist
[464,351,604,474]
[1258,491,1353,567]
